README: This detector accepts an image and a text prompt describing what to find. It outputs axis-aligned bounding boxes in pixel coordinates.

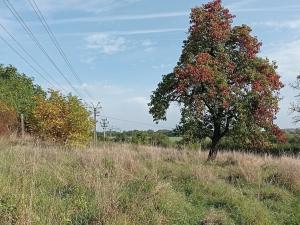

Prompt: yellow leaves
[31,90,93,147]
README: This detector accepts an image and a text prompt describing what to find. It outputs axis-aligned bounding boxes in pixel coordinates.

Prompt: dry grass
[0,140,299,225]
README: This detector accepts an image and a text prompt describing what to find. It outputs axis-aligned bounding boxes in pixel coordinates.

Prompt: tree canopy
[0,65,45,119]
[31,90,93,147]
[149,0,285,160]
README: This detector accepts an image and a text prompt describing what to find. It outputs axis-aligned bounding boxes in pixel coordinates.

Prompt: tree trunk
[207,126,221,161]
[207,139,218,161]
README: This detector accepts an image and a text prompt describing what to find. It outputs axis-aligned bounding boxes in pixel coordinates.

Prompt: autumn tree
[149,0,285,160]
[31,90,93,147]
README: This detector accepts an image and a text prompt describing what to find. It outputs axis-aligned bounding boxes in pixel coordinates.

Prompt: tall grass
[0,138,299,225]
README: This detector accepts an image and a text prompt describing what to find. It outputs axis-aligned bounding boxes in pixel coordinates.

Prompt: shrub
[0,101,17,136]
[31,90,93,147]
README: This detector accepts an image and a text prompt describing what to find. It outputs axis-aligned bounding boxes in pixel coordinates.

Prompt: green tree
[149,132,171,148]
[149,0,285,160]
[31,90,93,147]
[131,131,148,145]
[0,65,45,125]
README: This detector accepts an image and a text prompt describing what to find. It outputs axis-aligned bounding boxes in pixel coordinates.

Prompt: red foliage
[190,0,235,42]
[257,63,284,91]
[252,80,263,92]
[173,0,285,144]
[272,126,287,143]
[196,53,212,64]
[232,26,262,58]
[0,101,18,136]
[175,53,215,85]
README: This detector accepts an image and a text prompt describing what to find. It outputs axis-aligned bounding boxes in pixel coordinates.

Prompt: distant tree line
[97,130,176,148]
[97,128,300,156]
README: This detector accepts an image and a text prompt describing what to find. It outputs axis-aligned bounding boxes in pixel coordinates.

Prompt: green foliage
[0,65,45,121]
[131,131,148,145]
[149,132,172,147]
[31,90,93,147]
[105,130,174,148]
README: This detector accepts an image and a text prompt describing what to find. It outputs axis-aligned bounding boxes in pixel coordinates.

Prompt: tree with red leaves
[149,0,285,160]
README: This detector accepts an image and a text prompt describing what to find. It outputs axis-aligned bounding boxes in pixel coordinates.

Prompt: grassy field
[0,138,299,225]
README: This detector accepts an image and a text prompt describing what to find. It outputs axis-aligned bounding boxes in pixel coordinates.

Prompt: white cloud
[58,28,186,38]
[83,83,132,96]
[61,82,133,98]
[110,28,186,36]
[80,55,97,64]
[86,33,127,55]
[226,0,300,13]
[233,6,300,12]
[226,0,258,11]
[47,11,188,25]
[141,40,153,47]
[141,40,156,52]
[126,96,149,107]
[254,19,300,29]
[152,64,172,70]
[21,0,140,13]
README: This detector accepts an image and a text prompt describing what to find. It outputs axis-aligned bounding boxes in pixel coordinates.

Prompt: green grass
[0,139,299,225]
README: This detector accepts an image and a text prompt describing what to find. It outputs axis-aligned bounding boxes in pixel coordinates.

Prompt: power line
[89,102,101,146]
[99,104,172,130]
[100,118,109,140]
[3,0,174,131]
[0,22,65,91]
[26,0,94,100]
[4,0,83,98]
[0,32,56,88]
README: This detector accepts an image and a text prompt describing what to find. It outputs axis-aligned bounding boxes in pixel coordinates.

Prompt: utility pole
[90,102,101,147]
[21,114,25,139]
[100,118,109,141]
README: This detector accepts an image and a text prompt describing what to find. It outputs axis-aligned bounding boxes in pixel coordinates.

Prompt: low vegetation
[0,138,299,225]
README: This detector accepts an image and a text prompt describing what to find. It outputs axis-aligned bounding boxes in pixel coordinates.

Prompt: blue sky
[0,0,300,130]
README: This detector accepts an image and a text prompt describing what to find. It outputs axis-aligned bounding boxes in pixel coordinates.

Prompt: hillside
[0,139,299,225]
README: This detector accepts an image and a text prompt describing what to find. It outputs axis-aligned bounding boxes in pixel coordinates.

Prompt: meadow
[0,138,299,225]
